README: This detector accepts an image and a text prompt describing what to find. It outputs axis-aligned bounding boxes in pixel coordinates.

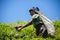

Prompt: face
[30,11,35,16]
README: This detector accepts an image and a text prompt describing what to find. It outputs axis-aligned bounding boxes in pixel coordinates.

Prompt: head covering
[32,7,40,11]
[29,7,40,14]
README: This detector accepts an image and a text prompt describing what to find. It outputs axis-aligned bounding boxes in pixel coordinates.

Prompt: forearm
[15,20,32,31]
[23,21,32,28]
[20,19,33,29]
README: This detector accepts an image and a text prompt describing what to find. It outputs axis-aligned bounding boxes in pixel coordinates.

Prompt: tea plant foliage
[0,20,60,40]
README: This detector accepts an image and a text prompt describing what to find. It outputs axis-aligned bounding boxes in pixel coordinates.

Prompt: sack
[36,11,55,36]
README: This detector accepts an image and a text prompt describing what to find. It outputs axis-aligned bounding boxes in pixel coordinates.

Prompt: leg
[42,29,48,38]
[35,24,43,36]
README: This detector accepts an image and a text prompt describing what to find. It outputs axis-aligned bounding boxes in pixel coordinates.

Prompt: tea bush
[0,20,60,40]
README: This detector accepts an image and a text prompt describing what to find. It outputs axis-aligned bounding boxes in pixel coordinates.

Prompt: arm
[19,14,39,30]
[19,18,35,29]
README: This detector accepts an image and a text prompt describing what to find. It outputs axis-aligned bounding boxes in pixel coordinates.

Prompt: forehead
[29,9,35,12]
[30,11,34,12]
[30,10,35,12]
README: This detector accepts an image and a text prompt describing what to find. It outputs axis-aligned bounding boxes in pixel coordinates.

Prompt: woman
[15,9,48,38]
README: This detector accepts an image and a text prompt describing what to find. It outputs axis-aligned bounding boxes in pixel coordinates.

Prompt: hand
[17,25,25,31]
[17,27,22,31]
[15,26,22,31]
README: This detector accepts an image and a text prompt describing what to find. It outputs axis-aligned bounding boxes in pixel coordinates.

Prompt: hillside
[0,20,60,40]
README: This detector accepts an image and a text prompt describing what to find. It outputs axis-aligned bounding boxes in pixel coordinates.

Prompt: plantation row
[0,20,60,40]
